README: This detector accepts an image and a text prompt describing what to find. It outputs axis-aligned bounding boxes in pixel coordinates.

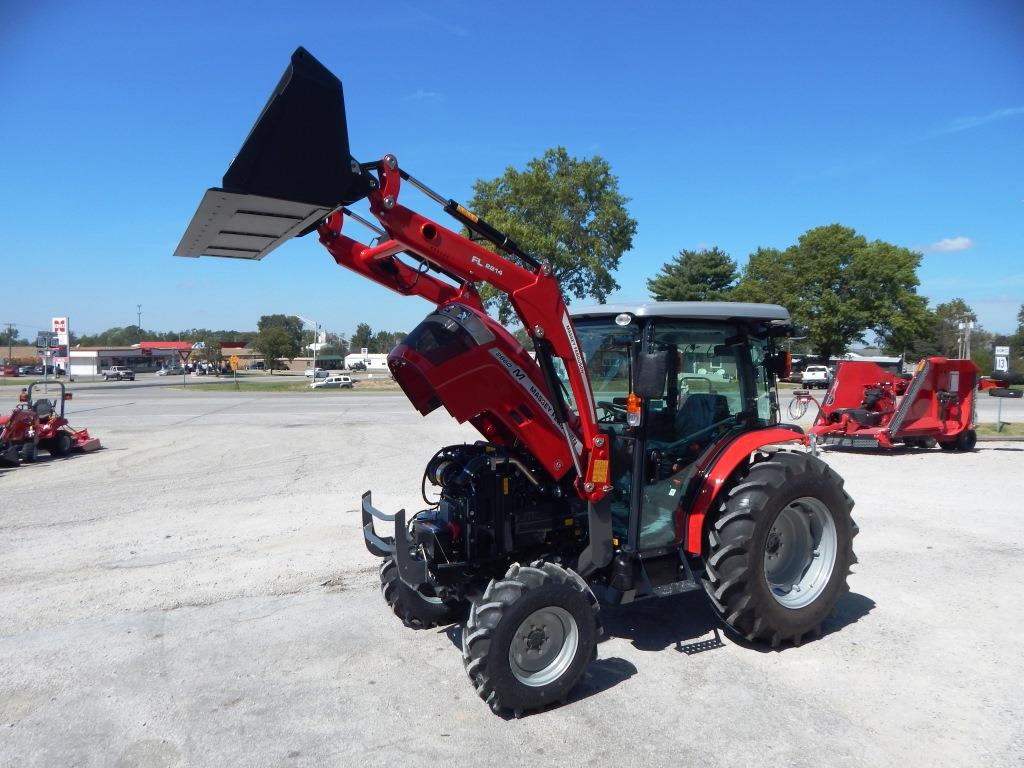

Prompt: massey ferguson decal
[489,348,559,427]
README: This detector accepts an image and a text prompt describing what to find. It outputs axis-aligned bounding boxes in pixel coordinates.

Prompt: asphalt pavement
[1,386,1022,767]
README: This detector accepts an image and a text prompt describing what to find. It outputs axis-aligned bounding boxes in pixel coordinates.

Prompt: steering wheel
[597,400,627,423]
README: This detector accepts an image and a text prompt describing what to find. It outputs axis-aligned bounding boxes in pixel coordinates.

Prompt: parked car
[157,366,184,376]
[801,365,832,389]
[101,365,135,381]
[2,365,19,376]
[18,365,35,375]
[304,367,328,379]
[348,361,367,371]
[311,375,354,389]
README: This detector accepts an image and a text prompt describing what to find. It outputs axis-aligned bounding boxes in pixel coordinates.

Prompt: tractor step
[651,579,702,597]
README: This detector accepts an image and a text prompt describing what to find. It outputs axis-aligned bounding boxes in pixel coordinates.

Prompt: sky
[1,1,1021,341]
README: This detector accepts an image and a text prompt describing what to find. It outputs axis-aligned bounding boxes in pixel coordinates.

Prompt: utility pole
[957,318,974,360]
[4,323,14,363]
[137,304,142,331]
[295,315,318,376]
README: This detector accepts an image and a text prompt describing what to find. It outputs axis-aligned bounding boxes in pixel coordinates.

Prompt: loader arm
[173,47,609,502]
[316,156,609,502]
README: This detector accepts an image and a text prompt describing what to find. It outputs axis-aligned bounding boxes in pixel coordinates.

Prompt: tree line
[647,227,1024,371]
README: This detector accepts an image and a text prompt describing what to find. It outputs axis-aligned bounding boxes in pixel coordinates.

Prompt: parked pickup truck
[101,365,135,381]
[801,365,832,389]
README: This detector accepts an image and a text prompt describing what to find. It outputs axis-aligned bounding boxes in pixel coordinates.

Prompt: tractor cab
[565,302,796,592]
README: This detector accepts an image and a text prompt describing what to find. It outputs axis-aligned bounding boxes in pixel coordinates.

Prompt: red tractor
[176,49,858,714]
[0,382,99,466]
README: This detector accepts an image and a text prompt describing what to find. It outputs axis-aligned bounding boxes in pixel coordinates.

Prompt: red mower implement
[794,357,979,451]
[176,48,858,714]
[0,382,100,466]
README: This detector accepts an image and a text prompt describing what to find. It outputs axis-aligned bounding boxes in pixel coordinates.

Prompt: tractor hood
[388,302,573,481]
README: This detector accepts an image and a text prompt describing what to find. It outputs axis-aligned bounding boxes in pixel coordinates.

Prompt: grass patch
[976,422,1024,437]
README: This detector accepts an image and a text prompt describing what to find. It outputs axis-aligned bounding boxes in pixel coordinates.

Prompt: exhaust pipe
[175,47,373,261]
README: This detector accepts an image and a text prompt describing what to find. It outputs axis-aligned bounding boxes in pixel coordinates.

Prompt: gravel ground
[1,387,1022,767]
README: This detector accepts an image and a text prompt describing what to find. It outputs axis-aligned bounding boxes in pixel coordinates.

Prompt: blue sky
[1,1,1021,340]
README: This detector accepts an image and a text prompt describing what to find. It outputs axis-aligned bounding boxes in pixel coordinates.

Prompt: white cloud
[405,88,442,103]
[920,236,974,253]
[938,106,1024,135]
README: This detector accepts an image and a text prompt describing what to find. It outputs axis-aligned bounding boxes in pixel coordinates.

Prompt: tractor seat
[674,393,730,439]
[33,399,53,419]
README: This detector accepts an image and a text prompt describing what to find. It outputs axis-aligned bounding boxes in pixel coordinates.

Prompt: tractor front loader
[176,48,858,714]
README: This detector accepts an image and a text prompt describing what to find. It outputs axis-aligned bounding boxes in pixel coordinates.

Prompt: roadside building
[343,352,389,371]
[69,346,178,376]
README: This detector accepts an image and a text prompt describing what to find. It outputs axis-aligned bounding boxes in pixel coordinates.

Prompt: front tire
[20,442,38,463]
[462,562,600,714]
[379,556,464,629]
[702,451,857,647]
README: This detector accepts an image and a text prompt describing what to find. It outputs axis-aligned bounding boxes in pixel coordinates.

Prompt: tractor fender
[681,427,807,555]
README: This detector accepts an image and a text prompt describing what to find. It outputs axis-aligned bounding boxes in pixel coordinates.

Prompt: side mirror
[765,350,791,380]
[635,350,668,399]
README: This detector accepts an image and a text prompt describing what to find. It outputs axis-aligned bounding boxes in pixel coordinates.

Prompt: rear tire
[49,431,73,457]
[955,429,977,452]
[379,556,464,629]
[462,562,600,714]
[702,451,857,647]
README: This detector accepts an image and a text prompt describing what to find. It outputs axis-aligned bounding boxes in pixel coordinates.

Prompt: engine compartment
[409,443,585,590]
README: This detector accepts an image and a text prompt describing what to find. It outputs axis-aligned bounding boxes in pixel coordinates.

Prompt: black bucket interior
[222,47,373,208]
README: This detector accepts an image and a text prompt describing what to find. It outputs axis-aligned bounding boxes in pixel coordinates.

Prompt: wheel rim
[509,606,579,687]
[763,496,837,609]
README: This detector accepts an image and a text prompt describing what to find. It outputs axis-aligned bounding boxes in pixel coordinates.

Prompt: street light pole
[295,315,318,377]
[137,304,142,331]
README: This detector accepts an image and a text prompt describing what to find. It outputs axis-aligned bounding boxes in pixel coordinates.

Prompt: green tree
[467,146,637,322]
[350,323,373,353]
[197,335,222,366]
[1014,305,1024,354]
[254,327,298,373]
[647,247,738,302]
[0,325,29,348]
[733,224,932,360]
[913,299,977,358]
[257,314,303,348]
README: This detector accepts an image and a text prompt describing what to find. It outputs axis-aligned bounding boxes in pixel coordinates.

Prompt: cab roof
[569,301,791,324]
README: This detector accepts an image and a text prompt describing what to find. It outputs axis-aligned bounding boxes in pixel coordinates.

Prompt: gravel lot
[1,386,1022,767]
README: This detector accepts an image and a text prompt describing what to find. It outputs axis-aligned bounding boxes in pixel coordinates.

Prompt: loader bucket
[175,47,373,261]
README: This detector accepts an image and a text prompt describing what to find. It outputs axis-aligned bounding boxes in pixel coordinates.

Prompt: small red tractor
[176,48,858,713]
[0,381,99,466]
[793,357,979,451]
